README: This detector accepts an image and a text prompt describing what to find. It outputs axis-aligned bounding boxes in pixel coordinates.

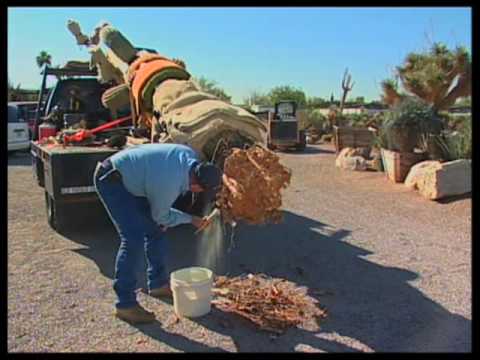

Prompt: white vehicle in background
[8,102,32,153]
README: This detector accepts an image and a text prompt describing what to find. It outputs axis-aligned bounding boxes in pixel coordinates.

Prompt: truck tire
[45,192,69,233]
[32,155,45,187]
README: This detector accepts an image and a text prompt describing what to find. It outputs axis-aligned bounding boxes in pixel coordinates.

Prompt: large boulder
[405,159,471,200]
[404,161,440,190]
[336,147,367,171]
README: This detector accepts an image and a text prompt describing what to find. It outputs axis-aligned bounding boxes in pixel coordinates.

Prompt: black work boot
[115,304,156,324]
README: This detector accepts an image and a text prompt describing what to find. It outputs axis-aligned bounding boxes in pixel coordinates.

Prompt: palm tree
[36,51,52,69]
[381,43,471,111]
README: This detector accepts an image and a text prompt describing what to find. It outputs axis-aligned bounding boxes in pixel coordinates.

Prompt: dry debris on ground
[212,274,327,334]
[217,145,292,225]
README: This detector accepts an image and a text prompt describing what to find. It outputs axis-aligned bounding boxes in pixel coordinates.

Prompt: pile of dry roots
[212,274,327,334]
[216,145,291,225]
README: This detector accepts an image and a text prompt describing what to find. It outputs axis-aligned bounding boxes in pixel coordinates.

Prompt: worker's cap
[194,162,223,202]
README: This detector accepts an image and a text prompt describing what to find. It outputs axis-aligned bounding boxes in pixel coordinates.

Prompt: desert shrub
[343,113,371,127]
[372,126,388,149]
[382,97,442,152]
[304,109,328,132]
[426,115,471,160]
[446,114,471,132]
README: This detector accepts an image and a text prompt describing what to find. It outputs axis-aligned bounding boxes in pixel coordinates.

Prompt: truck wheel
[32,155,45,187]
[45,192,68,233]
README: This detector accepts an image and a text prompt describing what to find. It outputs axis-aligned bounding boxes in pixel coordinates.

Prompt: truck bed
[32,142,118,201]
[34,143,118,155]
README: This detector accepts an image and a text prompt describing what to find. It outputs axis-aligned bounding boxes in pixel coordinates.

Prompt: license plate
[61,186,96,194]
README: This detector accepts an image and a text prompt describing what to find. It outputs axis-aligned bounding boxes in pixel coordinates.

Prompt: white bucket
[170,267,213,318]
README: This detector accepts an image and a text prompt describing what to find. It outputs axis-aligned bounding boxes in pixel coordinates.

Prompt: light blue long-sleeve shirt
[109,143,199,228]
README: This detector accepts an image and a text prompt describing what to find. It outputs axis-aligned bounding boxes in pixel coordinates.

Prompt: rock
[366,159,382,171]
[344,156,367,171]
[367,148,383,171]
[370,147,381,160]
[336,147,367,171]
[354,147,371,159]
[404,161,440,190]
[306,133,321,144]
[405,159,471,200]
[320,134,333,143]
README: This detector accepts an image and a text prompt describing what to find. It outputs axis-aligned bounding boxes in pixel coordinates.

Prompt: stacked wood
[333,125,375,154]
[216,145,291,225]
[212,274,327,334]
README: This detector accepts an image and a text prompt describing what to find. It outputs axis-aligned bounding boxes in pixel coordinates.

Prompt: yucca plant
[381,43,471,112]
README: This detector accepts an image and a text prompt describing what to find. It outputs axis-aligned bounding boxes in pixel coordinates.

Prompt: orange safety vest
[127,53,168,84]
[130,56,189,115]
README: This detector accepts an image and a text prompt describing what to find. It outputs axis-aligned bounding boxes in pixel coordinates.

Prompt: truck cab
[32,64,114,140]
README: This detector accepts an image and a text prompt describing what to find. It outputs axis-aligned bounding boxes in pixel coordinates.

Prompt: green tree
[381,43,471,111]
[355,96,365,105]
[243,90,270,106]
[194,76,232,103]
[8,79,22,101]
[36,50,52,69]
[268,85,307,107]
[306,96,328,109]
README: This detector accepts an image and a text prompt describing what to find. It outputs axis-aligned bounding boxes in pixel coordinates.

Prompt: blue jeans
[94,160,168,309]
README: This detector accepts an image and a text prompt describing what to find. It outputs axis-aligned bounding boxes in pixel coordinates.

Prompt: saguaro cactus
[339,68,355,114]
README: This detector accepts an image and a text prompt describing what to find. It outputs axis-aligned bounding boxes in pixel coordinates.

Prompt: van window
[16,106,27,121]
[8,106,18,123]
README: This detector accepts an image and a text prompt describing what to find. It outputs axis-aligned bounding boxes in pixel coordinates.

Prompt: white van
[8,103,31,153]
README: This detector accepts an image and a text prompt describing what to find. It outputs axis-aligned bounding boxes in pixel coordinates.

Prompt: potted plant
[379,98,442,183]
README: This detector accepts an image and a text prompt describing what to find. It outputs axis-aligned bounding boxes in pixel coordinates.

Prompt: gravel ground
[8,144,471,352]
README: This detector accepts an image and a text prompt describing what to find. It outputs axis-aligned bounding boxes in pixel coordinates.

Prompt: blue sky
[8,7,471,103]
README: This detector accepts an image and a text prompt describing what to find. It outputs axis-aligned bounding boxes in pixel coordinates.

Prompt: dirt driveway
[7,145,471,352]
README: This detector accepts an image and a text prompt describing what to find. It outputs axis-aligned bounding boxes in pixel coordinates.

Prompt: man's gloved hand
[191,216,208,229]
